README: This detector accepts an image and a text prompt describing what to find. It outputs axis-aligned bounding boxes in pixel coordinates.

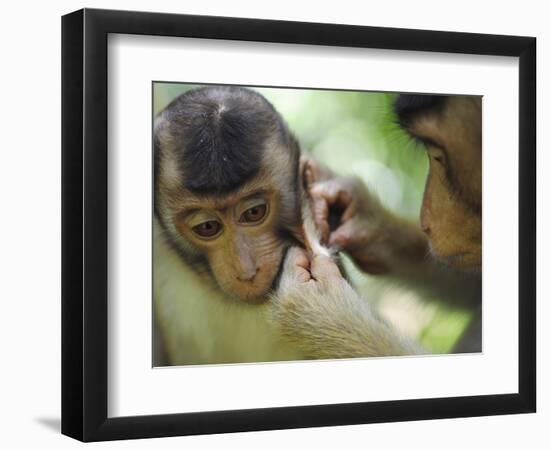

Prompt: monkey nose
[420,219,431,235]
[237,269,258,282]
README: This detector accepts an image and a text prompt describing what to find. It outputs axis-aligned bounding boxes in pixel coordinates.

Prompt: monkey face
[169,178,298,302]
[421,151,482,271]
[400,96,482,271]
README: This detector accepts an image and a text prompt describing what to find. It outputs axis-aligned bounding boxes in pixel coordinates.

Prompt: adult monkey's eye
[429,149,447,166]
[192,220,222,238]
[239,204,267,224]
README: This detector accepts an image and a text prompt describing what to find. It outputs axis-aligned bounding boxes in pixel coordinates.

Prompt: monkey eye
[429,150,446,166]
[192,220,222,238]
[239,203,267,224]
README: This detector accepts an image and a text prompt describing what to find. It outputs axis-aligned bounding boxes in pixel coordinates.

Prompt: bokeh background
[153,82,474,354]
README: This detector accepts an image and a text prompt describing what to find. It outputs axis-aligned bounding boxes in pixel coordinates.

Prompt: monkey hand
[271,246,366,359]
[309,176,399,274]
[271,247,424,359]
[301,156,389,273]
[277,247,344,289]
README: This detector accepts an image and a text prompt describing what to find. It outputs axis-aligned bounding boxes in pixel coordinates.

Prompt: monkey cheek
[428,235,480,271]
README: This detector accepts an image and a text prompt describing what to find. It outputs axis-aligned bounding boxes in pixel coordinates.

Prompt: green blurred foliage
[153,82,471,354]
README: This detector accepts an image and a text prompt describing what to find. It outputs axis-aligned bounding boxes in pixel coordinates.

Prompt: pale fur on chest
[153,225,303,365]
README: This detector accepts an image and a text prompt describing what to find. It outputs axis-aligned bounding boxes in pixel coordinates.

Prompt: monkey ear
[300,155,316,191]
[300,155,332,191]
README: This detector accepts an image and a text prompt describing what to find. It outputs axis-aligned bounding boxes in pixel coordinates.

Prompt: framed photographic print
[61,8,536,442]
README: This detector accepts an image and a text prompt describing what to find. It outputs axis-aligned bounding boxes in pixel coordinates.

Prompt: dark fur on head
[155,86,289,195]
[394,94,448,128]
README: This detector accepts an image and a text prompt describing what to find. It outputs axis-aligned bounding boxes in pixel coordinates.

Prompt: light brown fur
[271,250,425,358]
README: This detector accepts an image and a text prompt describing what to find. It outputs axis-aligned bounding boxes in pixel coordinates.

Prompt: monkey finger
[311,195,330,242]
[311,182,355,232]
[340,199,358,223]
[281,247,313,286]
[295,266,313,283]
[311,181,355,237]
[283,246,310,271]
[315,180,353,207]
[310,180,339,204]
[328,220,358,249]
[310,254,343,281]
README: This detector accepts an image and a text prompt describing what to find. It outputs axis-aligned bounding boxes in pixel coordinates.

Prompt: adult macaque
[272,94,482,356]
[154,85,323,365]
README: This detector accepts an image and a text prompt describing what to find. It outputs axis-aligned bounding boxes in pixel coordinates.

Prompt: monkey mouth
[228,279,271,304]
[229,264,284,304]
[447,253,481,272]
[430,245,481,272]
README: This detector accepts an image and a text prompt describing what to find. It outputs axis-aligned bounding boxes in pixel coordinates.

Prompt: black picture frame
[61,8,536,442]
